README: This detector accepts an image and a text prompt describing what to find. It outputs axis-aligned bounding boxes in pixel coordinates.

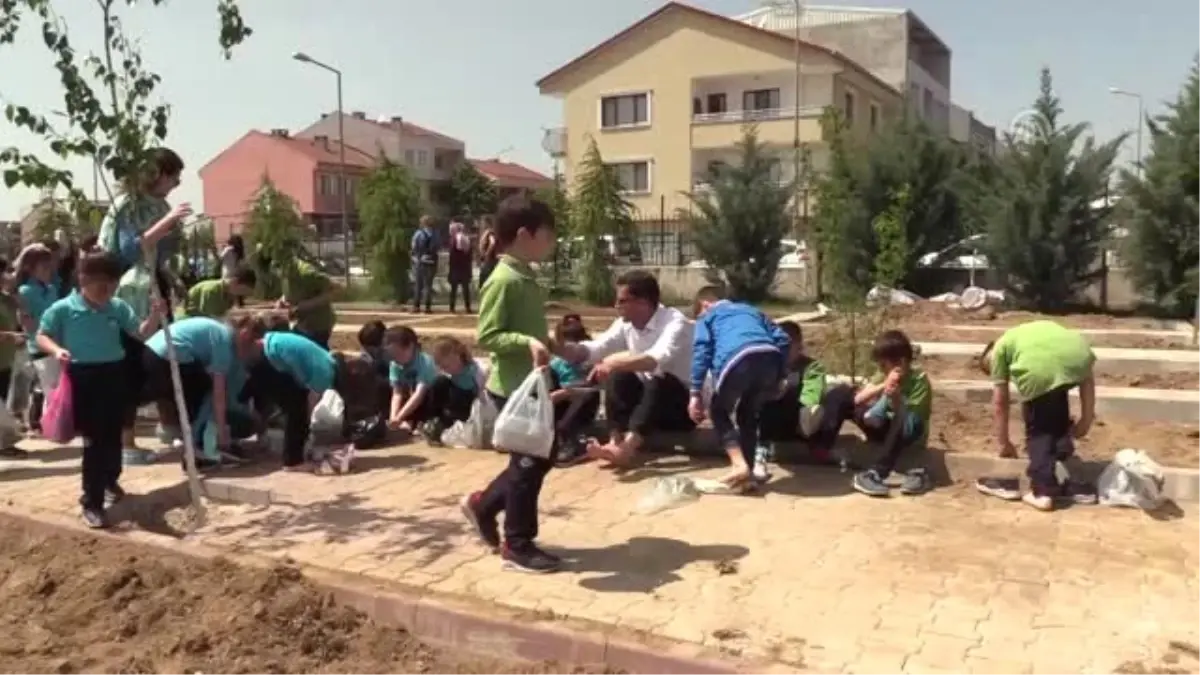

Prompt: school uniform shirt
[38,291,139,364]
[867,366,933,440]
[183,279,234,318]
[989,320,1096,402]
[448,359,486,393]
[583,304,694,386]
[17,279,57,355]
[789,355,828,408]
[284,261,336,335]
[263,331,337,393]
[549,356,587,388]
[690,300,790,394]
[388,351,438,390]
[98,193,180,269]
[145,316,236,376]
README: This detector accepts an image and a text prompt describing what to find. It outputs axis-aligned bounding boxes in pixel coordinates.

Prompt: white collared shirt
[582,305,693,384]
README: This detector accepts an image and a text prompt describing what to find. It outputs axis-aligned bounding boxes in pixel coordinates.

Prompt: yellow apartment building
[537,2,904,222]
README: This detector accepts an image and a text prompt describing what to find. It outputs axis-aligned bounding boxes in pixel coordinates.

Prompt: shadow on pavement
[554,536,749,593]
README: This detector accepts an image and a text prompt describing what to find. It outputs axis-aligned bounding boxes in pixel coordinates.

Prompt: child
[357,319,393,419]
[14,244,58,434]
[277,260,336,349]
[0,260,27,457]
[182,266,256,318]
[840,330,933,498]
[548,317,600,467]
[754,320,830,480]
[424,336,487,444]
[459,194,559,573]
[36,252,162,528]
[688,286,790,492]
[976,320,1097,511]
[384,325,439,432]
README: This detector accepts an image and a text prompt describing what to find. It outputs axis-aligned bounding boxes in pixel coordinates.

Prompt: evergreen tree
[534,172,572,293]
[813,108,872,301]
[571,137,634,306]
[446,161,498,219]
[682,125,792,302]
[1118,58,1199,316]
[982,68,1126,311]
[357,156,423,301]
[243,177,307,298]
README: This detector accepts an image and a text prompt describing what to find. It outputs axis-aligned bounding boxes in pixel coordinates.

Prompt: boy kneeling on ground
[975,320,1098,511]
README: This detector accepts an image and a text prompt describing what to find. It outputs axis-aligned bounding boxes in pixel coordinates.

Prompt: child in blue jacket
[688,286,790,492]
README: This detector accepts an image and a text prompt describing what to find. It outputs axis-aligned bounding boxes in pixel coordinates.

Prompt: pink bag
[42,369,75,443]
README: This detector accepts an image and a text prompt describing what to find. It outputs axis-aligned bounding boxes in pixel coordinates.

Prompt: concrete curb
[915,341,1198,375]
[3,508,774,674]
[935,379,1199,424]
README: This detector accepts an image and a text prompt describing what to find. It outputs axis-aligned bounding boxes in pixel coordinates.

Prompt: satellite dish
[541,128,566,158]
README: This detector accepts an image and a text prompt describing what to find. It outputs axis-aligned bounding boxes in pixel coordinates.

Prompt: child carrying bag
[42,368,75,443]
[491,369,554,459]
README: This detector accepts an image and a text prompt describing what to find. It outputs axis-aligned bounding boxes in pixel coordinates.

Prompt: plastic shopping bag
[42,369,75,443]
[444,393,499,450]
[116,262,155,321]
[310,389,345,432]
[32,356,61,393]
[1098,448,1166,510]
[636,476,702,515]
[491,369,554,458]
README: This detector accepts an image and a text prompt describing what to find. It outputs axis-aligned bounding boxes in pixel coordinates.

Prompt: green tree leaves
[571,137,634,306]
[446,161,498,219]
[357,156,423,301]
[243,177,306,298]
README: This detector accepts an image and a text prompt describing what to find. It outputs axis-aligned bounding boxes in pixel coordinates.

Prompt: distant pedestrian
[447,219,473,313]
[220,234,247,307]
[411,216,438,314]
[477,215,498,289]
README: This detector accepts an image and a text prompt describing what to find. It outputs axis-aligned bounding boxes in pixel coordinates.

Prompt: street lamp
[293,51,351,285]
[1108,86,1144,179]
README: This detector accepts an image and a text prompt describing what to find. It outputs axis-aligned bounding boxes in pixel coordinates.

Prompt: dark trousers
[1023,385,1074,496]
[759,383,800,443]
[604,371,694,437]
[820,384,925,475]
[70,360,128,509]
[28,356,46,430]
[448,277,472,313]
[406,376,477,425]
[412,263,436,312]
[478,259,497,290]
[709,351,782,469]
[139,351,210,430]
[247,360,312,467]
[476,393,553,550]
[554,389,601,439]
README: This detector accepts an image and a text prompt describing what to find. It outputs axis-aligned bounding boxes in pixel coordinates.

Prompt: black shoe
[182,453,222,473]
[105,484,127,507]
[501,543,562,574]
[0,446,29,459]
[81,504,108,529]
[421,418,446,446]
[460,492,501,550]
[554,435,589,468]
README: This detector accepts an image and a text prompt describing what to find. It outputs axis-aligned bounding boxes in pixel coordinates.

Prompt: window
[404,149,415,166]
[434,153,445,170]
[743,88,781,113]
[869,102,880,131]
[343,176,357,198]
[599,93,649,128]
[607,161,650,193]
[417,150,428,167]
[318,173,334,195]
[843,90,855,126]
[923,88,934,119]
[706,94,727,114]
[692,98,702,116]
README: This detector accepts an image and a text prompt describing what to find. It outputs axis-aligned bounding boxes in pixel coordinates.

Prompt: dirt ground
[930,392,1199,468]
[913,354,1199,391]
[0,516,609,674]
[883,301,1193,331]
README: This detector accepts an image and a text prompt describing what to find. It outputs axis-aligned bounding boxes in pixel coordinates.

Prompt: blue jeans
[412,263,436,311]
[709,349,782,470]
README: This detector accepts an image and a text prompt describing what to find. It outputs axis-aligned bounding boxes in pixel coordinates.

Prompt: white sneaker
[751,460,771,482]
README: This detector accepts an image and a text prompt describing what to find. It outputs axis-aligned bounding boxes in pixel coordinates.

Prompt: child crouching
[548,317,600,466]
[755,320,831,479]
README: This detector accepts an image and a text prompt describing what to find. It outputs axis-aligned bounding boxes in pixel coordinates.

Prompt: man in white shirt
[558,270,694,466]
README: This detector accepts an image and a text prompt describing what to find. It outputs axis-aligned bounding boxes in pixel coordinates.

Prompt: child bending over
[688,286,790,492]
[423,336,487,444]
[754,320,831,480]
[36,252,163,528]
[182,265,256,318]
[548,317,600,467]
[384,325,438,434]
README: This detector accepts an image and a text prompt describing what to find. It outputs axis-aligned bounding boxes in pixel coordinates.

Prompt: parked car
[687,238,808,270]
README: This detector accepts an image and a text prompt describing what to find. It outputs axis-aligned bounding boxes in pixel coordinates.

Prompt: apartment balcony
[691,107,825,149]
[690,72,830,150]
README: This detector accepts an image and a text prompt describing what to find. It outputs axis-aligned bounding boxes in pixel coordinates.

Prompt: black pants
[70,361,128,510]
[476,393,553,550]
[709,351,782,469]
[448,277,472,313]
[759,383,801,443]
[604,371,694,437]
[27,356,46,430]
[478,259,497,290]
[554,389,600,439]
[820,384,925,475]
[407,376,477,425]
[1023,385,1074,496]
[139,351,210,430]
[247,360,313,467]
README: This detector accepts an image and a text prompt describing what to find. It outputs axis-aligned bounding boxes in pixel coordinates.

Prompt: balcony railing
[692,105,825,125]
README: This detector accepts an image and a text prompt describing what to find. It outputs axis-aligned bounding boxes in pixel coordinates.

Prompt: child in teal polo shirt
[36,252,162,529]
[15,244,58,433]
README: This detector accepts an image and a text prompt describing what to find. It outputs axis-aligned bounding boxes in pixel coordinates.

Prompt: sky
[0,0,1197,220]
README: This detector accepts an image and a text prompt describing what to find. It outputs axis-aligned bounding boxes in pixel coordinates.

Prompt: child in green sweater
[755,321,829,480]
[459,195,561,574]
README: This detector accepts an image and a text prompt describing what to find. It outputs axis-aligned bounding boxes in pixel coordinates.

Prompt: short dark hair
[228,313,267,339]
[150,147,184,178]
[694,285,725,303]
[358,320,387,349]
[871,329,914,364]
[77,251,122,282]
[493,194,554,246]
[231,265,257,287]
[78,234,99,251]
[383,325,420,349]
[616,269,660,307]
[554,315,590,344]
[777,320,802,343]
[333,353,384,424]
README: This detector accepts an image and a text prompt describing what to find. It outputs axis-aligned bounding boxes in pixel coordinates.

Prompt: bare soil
[885,301,1190,330]
[888,325,1197,351]
[0,516,609,674]
[913,354,1198,391]
[930,393,1199,468]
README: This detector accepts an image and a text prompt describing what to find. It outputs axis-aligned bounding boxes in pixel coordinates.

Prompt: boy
[36,252,162,528]
[459,194,559,573]
[357,319,393,420]
[688,286,790,492]
[548,317,601,467]
[975,320,1097,511]
[182,266,256,318]
[754,320,830,481]
[277,260,336,349]
[846,330,933,498]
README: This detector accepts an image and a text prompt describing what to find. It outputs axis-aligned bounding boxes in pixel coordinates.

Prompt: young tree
[571,137,634,306]
[446,161,498,220]
[534,172,572,293]
[1118,58,1199,316]
[357,156,423,301]
[814,108,872,300]
[243,177,307,298]
[682,125,792,302]
[982,68,1126,311]
[872,185,911,291]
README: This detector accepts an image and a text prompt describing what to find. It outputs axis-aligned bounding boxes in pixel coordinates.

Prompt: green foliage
[813,108,871,303]
[681,125,792,302]
[571,137,634,306]
[29,200,74,243]
[357,156,423,301]
[1118,58,1200,316]
[0,0,251,207]
[446,161,498,219]
[243,177,307,298]
[872,185,910,290]
[534,173,572,293]
[982,68,1126,311]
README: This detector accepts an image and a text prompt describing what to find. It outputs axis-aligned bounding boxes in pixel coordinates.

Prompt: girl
[384,326,439,434]
[549,317,601,466]
[220,234,246,308]
[477,216,498,290]
[0,259,27,457]
[36,252,162,529]
[446,221,473,314]
[15,244,58,434]
[424,335,486,444]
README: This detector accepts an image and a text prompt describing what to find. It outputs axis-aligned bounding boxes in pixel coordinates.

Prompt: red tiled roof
[469,159,553,189]
[341,114,464,148]
[268,132,376,168]
[536,1,900,97]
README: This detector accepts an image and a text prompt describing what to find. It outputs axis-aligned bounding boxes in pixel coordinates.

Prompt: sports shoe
[1022,492,1055,512]
[975,477,1021,501]
[751,445,773,482]
[1061,480,1098,505]
[105,484,127,507]
[554,435,589,468]
[899,468,931,495]
[460,492,500,550]
[421,418,446,446]
[81,504,108,529]
[852,469,890,497]
[501,543,562,574]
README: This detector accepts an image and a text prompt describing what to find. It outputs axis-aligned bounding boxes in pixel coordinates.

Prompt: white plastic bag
[310,389,345,432]
[32,356,61,393]
[491,370,554,458]
[636,476,702,515]
[1098,448,1166,510]
[443,393,499,450]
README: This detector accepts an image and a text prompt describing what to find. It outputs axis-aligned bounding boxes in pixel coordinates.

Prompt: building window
[692,98,702,116]
[417,150,428,166]
[434,153,445,170]
[319,173,335,195]
[607,161,650,194]
[404,149,415,166]
[923,88,934,119]
[743,88,781,113]
[706,93,727,114]
[870,102,880,131]
[843,90,855,126]
[599,93,649,128]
